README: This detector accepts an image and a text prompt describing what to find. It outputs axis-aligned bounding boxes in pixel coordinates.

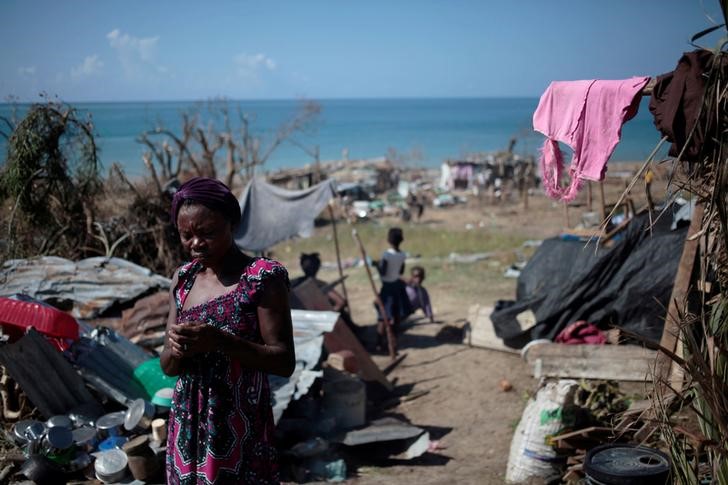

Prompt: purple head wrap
[170,177,241,227]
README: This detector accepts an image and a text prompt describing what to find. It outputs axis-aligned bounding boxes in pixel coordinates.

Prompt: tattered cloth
[649,49,719,163]
[234,178,336,252]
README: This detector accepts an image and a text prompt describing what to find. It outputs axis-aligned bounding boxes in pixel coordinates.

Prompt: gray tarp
[235,178,336,252]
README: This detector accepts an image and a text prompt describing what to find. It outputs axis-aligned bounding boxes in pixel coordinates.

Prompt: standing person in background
[376,227,411,357]
[405,266,435,323]
[161,177,294,484]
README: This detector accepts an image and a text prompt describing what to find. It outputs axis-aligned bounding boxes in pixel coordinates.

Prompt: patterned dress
[166,257,288,484]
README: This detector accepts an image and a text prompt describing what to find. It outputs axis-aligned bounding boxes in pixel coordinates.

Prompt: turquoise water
[0,98,663,177]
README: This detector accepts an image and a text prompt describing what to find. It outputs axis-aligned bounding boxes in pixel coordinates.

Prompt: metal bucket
[323,377,366,429]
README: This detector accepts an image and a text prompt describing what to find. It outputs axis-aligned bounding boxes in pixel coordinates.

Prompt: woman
[161,177,295,484]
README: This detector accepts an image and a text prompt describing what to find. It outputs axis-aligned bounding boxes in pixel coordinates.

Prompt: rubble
[0,256,443,483]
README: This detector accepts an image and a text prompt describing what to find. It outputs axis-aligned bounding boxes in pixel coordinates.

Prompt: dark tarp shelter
[491,206,689,347]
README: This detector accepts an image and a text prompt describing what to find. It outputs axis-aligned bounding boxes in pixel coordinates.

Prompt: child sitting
[405,266,435,323]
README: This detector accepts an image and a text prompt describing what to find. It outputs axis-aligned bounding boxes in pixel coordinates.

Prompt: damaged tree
[100,98,321,276]
[135,98,321,193]
[0,99,102,261]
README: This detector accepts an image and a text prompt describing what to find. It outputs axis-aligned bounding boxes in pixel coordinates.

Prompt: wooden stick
[382,352,408,375]
[599,181,607,221]
[657,202,704,390]
[587,181,593,212]
[563,202,570,228]
[328,203,349,310]
[351,228,397,359]
[645,173,655,212]
[627,197,636,219]
[601,205,648,244]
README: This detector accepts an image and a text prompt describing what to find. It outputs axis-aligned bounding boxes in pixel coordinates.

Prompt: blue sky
[1,1,723,101]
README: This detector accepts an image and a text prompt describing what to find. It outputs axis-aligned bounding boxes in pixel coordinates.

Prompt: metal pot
[68,410,96,428]
[94,448,129,484]
[12,420,40,445]
[95,411,125,439]
[46,415,73,429]
[24,421,47,455]
[124,399,155,432]
[123,435,159,481]
[43,426,73,455]
[72,425,98,453]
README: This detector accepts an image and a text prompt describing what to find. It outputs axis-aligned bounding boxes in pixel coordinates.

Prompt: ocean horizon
[0,97,665,178]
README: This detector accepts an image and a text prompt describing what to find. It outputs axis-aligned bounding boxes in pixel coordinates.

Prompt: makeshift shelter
[234,177,337,252]
[491,206,690,347]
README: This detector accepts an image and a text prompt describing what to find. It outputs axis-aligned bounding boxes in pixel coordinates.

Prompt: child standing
[376,227,411,357]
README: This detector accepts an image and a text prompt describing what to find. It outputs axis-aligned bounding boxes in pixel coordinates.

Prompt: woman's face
[177,203,233,266]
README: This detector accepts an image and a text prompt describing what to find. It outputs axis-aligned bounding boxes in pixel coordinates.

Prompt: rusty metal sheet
[120,290,169,339]
[0,256,171,319]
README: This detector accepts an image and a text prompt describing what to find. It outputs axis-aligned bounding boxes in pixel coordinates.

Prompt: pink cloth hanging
[533,77,650,202]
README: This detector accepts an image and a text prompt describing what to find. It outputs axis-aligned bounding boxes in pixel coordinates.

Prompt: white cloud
[106,28,165,79]
[17,66,36,76]
[234,53,277,79]
[71,55,103,80]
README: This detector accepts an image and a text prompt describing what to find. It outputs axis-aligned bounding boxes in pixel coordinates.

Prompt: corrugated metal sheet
[0,328,102,419]
[270,310,339,423]
[69,323,153,405]
[0,256,171,319]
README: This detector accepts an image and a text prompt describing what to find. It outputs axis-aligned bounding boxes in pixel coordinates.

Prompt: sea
[0,98,664,177]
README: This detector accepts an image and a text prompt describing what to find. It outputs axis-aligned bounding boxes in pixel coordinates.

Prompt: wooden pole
[351,228,397,359]
[563,202,570,229]
[623,180,633,218]
[645,170,655,212]
[657,202,704,390]
[587,182,593,212]
[328,203,349,310]
[599,181,607,222]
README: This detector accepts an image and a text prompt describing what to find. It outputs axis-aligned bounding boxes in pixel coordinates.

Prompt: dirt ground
[338,206,553,485]
[276,165,664,484]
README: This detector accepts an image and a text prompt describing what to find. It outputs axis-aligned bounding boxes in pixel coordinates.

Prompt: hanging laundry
[649,49,715,163]
[533,77,650,202]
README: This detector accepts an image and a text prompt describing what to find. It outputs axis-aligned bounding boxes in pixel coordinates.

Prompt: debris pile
[0,255,442,483]
[506,379,671,484]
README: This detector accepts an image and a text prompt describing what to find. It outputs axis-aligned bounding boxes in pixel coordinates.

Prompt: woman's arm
[161,272,184,376]
[175,276,296,377]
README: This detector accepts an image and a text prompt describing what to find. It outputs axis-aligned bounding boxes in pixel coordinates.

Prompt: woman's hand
[171,321,222,356]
